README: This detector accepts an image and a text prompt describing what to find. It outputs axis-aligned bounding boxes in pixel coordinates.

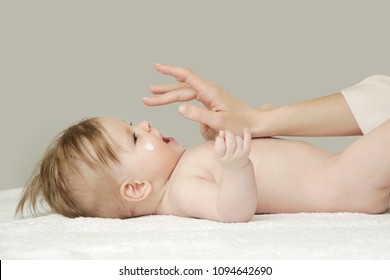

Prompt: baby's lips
[163,137,175,143]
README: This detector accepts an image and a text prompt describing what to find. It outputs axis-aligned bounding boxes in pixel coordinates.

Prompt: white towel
[1,188,389,259]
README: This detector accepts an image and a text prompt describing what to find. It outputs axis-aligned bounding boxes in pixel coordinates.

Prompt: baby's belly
[192,138,334,213]
[249,138,333,213]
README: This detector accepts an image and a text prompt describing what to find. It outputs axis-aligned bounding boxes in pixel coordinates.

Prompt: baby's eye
[133,132,138,144]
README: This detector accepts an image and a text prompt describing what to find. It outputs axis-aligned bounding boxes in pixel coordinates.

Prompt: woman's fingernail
[178,105,189,114]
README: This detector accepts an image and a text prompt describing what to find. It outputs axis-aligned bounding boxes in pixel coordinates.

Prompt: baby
[17,117,390,222]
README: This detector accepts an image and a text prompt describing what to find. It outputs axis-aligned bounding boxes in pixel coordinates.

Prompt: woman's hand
[143,64,261,140]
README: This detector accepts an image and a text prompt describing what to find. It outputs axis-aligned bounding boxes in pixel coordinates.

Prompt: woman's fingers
[154,64,216,96]
[149,82,189,95]
[146,64,236,139]
[178,103,218,128]
[143,87,197,106]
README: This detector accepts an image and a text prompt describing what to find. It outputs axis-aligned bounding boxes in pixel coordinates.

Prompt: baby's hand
[215,128,251,169]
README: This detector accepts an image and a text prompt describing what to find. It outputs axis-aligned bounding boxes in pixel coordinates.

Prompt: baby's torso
[172,137,333,213]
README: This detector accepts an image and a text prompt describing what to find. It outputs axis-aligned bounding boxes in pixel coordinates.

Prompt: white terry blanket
[1,188,390,259]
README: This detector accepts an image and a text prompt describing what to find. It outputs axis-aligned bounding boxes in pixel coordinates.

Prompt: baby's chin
[167,138,186,153]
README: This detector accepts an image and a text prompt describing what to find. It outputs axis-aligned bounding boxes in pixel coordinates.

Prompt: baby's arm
[172,129,257,222]
[214,128,257,222]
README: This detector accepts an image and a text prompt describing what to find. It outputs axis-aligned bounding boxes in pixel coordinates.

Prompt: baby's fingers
[215,130,226,158]
[224,130,237,156]
[243,128,251,152]
[235,135,244,153]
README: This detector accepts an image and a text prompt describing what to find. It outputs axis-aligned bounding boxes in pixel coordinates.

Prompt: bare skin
[84,65,390,222]
[160,124,390,222]
[140,64,389,221]
[144,64,362,139]
[101,118,390,223]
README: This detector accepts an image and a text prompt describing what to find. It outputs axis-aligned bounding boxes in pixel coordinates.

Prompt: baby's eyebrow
[121,120,132,126]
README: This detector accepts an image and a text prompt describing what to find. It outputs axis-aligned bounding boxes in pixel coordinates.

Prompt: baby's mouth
[163,137,174,144]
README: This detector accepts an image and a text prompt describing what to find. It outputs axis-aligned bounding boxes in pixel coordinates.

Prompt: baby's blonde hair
[16,118,120,218]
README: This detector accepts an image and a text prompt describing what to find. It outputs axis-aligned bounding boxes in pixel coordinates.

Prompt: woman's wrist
[249,104,280,138]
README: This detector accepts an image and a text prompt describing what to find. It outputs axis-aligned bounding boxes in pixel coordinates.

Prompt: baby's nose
[140,121,151,132]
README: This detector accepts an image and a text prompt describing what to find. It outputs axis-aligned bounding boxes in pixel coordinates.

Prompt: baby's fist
[215,128,251,169]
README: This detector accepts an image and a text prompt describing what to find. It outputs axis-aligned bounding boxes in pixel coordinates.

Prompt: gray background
[1,0,389,190]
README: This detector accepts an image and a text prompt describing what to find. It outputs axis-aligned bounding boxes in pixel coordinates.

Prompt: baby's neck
[154,149,187,216]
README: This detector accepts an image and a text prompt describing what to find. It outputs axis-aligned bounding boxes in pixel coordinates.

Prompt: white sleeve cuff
[341,75,390,134]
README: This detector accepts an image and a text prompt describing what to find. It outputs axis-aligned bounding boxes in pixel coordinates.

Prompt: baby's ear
[120,180,152,202]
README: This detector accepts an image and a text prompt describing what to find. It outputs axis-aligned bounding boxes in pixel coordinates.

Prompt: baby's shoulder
[187,141,214,153]
[173,141,217,180]
[182,141,214,164]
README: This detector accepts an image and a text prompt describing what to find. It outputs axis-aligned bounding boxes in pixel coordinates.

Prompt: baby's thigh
[317,155,390,214]
[319,120,390,213]
[347,187,389,214]
[314,178,390,214]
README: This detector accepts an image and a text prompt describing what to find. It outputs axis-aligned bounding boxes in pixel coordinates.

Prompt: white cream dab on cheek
[145,142,155,152]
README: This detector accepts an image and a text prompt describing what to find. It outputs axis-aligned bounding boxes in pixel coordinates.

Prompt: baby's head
[16,117,185,219]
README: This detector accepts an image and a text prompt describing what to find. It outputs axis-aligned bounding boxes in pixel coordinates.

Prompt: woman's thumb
[178,104,214,125]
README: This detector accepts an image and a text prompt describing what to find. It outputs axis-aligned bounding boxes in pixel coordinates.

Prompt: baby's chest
[179,143,221,183]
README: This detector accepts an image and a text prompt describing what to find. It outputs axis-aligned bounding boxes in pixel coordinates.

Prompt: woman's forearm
[253,93,363,137]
